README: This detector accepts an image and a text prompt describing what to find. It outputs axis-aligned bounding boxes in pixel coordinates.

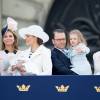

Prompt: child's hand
[75,47,84,53]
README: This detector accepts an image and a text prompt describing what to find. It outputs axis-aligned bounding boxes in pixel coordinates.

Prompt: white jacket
[93,51,100,75]
[68,43,92,75]
[13,45,52,75]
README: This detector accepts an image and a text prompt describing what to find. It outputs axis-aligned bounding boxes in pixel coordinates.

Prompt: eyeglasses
[54,38,66,41]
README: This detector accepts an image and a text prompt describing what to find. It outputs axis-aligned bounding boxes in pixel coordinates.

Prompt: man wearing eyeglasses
[51,29,78,75]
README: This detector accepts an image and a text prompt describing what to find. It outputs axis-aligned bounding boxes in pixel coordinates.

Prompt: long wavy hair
[1,29,18,50]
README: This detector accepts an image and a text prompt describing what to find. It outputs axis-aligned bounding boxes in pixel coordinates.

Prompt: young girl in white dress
[67,29,92,75]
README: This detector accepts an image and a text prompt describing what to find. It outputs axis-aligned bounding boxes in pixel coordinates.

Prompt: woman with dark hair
[0,17,20,75]
[11,25,52,75]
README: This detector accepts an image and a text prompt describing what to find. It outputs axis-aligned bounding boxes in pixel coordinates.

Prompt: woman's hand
[12,64,26,72]
[12,65,17,71]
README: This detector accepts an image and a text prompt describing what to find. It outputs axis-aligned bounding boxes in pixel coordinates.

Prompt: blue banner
[0,76,100,100]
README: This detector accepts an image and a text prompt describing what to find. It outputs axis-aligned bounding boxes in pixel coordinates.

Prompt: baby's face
[69,34,79,47]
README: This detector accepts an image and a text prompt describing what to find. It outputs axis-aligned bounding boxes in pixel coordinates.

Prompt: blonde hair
[67,29,87,47]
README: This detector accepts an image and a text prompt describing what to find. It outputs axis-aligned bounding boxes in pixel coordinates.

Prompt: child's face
[69,33,79,47]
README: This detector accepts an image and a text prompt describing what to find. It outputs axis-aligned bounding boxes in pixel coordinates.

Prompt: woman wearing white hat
[0,17,21,75]
[11,25,52,75]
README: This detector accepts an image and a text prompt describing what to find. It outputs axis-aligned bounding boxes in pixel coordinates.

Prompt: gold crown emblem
[55,84,69,92]
[17,84,30,92]
[94,86,100,92]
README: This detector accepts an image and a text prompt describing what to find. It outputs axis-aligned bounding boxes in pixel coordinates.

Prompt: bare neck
[31,43,39,52]
[5,45,15,52]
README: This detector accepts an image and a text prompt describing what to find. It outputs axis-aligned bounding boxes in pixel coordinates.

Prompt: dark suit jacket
[51,48,78,75]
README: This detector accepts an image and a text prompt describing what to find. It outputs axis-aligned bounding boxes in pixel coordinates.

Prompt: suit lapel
[54,48,67,58]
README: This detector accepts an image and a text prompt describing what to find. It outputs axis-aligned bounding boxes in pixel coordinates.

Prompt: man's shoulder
[51,48,64,57]
[52,48,60,52]
[51,48,60,54]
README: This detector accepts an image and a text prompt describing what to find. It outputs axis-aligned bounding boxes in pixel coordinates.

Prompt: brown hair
[1,29,18,50]
[52,29,66,39]
[67,29,87,47]
[37,38,43,45]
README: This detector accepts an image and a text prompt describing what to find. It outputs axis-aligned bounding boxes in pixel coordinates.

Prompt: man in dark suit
[51,29,78,75]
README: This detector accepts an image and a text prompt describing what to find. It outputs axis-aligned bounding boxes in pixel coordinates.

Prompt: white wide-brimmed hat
[19,25,49,43]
